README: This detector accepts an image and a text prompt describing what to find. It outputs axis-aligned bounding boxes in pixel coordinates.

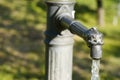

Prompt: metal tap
[56,13,103,60]
[85,27,103,60]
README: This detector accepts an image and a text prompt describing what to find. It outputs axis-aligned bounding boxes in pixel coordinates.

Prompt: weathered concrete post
[45,0,75,80]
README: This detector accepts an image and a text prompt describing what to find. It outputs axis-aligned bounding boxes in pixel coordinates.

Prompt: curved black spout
[56,14,103,60]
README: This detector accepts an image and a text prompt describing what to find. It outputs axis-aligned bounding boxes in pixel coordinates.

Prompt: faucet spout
[56,14,103,60]
[85,27,103,60]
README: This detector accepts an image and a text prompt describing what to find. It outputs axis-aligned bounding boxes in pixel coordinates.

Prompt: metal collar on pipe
[45,0,76,4]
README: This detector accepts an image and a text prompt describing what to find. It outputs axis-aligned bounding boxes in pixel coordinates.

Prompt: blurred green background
[0,0,120,80]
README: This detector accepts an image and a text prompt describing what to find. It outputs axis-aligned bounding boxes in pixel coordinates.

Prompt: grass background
[0,0,120,80]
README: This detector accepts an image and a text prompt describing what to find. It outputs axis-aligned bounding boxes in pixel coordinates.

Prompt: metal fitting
[45,0,76,4]
[85,27,103,60]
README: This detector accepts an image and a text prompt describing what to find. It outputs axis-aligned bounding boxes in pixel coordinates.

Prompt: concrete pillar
[45,0,75,80]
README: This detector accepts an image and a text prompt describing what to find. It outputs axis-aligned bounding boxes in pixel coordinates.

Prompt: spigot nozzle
[85,27,103,60]
[90,45,102,60]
